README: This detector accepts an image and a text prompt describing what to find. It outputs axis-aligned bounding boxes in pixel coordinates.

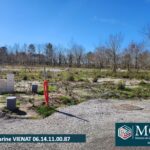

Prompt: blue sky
[0,0,150,50]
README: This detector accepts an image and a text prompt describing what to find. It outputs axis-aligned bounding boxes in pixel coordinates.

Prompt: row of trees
[0,29,150,72]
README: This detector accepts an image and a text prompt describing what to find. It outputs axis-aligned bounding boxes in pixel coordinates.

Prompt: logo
[118,125,132,140]
[116,123,150,146]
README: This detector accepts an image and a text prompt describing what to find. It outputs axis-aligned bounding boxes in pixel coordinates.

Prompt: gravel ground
[0,99,150,150]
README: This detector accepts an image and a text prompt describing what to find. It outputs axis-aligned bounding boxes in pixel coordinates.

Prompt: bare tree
[0,46,8,65]
[28,44,36,65]
[71,44,84,67]
[138,50,150,70]
[122,48,132,71]
[95,46,108,69]
[86,51,95,68]
[1,35,150,71]
[129,42,144,72]
[45,43,53,65]
[107,33,123,72]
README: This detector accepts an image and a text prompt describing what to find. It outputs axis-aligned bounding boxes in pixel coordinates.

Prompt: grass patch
[37,85,57,95]
[139,81,150,88]
[16,100,21,106]
[59,96,79,105]
[1,67,150,82]
[37,90,43,95]
[72,81,150,100]
[0,92,10,95]
[49,85,57,92]
[36,105,56,118]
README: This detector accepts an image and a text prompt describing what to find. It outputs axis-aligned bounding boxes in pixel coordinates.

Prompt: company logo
[116,123,150,146]
[118,125,132,140]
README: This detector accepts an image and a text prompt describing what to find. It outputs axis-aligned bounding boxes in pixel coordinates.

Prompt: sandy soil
[0,99,150,150]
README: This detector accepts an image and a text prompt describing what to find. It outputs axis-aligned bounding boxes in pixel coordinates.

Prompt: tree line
[0,27,150,72]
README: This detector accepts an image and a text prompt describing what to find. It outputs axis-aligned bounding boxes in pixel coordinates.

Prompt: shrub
[139,80,147,86]
[12,71,17,74]
[117,80,126,90]
[67,74,75,81]
[31,76,35,80]
[93,77,98,82]
[47,74,52,78]
[57,74,61,77]
[78,78,85,82]
[23,75,28,80]
[122,74,130,78]
[37,90,44,95]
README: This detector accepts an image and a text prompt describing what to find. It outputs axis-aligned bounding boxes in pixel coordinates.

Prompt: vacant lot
[0,66,150,149]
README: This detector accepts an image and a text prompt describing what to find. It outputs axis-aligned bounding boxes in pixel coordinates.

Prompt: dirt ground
[0,99,150,150]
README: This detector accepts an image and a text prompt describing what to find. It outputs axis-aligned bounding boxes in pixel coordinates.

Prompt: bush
[93,77,98,82]
[23,75,28,80]
[117,80,126,90]
[122,74,130,78]
[139,80,147,86]
[78,78,85,82]
[12,71,17,74]
[37,90,44,95]
[47,74,52,78]
[31,76,35,80]
[67,75,75,81]
[75,71,79,74]
[57,74,61,77]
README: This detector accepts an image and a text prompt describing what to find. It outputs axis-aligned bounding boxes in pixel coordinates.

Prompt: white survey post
[0,79,7,93]
[7,74,14,92]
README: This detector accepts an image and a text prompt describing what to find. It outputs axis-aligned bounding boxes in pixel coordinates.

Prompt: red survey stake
[44,80,49,105]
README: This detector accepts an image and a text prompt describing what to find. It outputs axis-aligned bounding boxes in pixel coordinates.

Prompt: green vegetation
[93,76,98,82]
[23,75,28,80]
[70,81,150,100]
[1,67,150,118]
[59,96,79,105]
[67,74,75,81]
[16,100,21,106]
[36,105,56,118]
[49,85,57,92]
[117,80,126,90]
[1,67,150,82]
[37,85,57,95]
